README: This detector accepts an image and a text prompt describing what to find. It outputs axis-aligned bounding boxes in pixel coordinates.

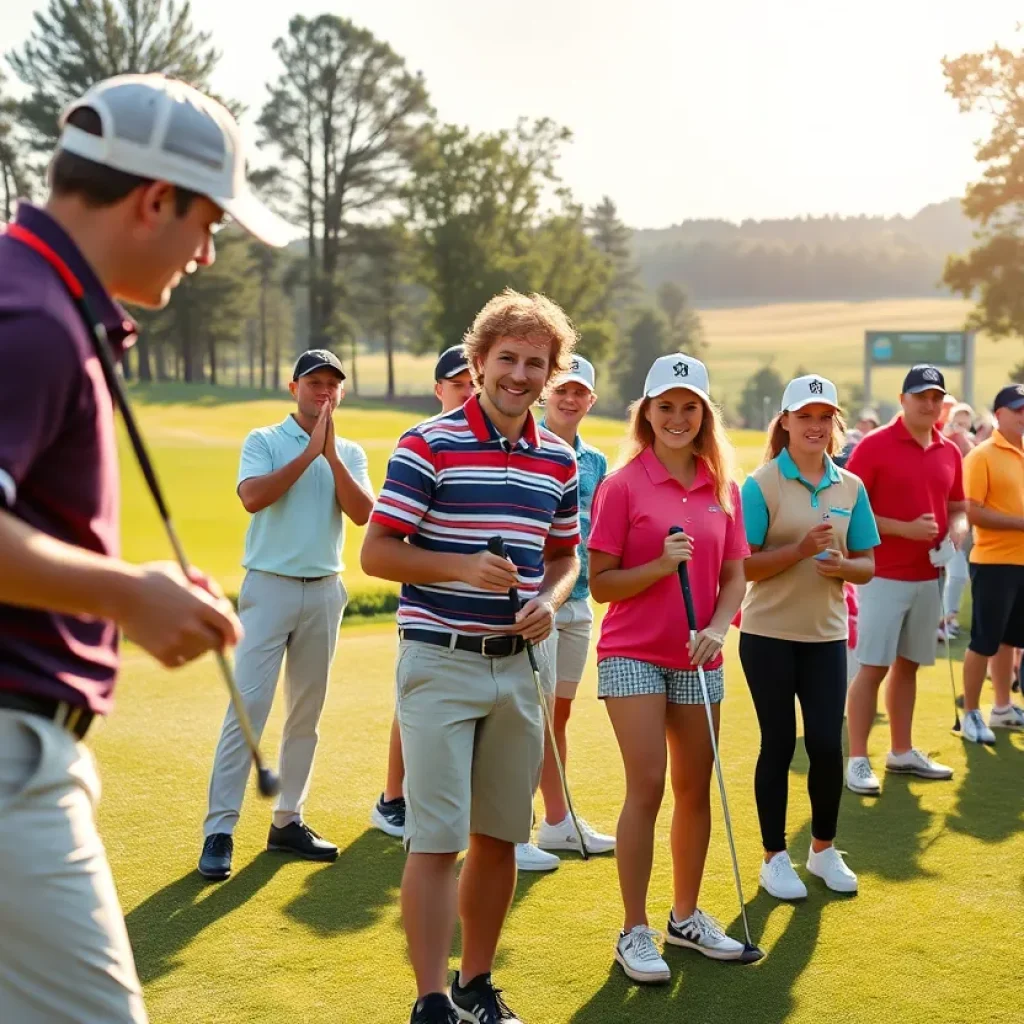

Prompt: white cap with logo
[781,374,840,413]
[553,354,596,392]
[643,353,711,404]
[57,73,302,248]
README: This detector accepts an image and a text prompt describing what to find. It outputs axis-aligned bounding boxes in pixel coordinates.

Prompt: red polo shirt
[588,447,749,672]
[846,418,963,582]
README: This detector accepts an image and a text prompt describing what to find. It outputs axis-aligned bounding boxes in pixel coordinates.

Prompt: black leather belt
[399,627,526,658]
[0,690,94,740]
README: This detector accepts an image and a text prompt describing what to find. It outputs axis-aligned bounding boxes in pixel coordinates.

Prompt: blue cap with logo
[434,344,470,381]
[293,348,345,381]
[902,364,946,395]
[993,383,1024,412]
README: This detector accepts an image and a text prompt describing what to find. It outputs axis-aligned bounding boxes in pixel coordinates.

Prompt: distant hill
[630,199,975,306]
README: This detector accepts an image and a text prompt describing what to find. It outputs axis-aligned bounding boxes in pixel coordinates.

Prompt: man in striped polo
[361,290,581,1024]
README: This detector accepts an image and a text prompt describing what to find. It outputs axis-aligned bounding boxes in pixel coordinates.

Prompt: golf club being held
[6,224,280,799]
[668,525,764,963]
[937,567,962,735]
[487,536,589,860]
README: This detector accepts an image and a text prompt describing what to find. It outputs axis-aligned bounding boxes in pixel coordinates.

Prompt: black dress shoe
[266,821,339,861]
[198,833,233,880]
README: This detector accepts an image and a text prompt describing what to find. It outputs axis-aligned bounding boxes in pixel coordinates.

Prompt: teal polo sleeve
[238,429,273,487]
[741,474,769,547]
[847,480,881,551]
[339,439,372,493]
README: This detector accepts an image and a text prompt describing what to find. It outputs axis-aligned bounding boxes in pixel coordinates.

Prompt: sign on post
[863,331,975,404]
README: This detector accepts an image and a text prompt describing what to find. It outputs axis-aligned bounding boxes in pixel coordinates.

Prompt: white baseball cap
[552,354,596,392]
[57,74,302,248]
[781,374,840,413]
[643,353,711,404]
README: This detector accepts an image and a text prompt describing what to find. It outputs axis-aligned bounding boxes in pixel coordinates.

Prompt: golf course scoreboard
[863,330,975,404]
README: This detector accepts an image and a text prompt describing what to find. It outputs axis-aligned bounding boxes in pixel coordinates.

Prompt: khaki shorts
[855,576,941,668]
[395,639,543,854]
[537,599,594,700]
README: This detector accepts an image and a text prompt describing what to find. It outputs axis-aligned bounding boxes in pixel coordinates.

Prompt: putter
[487,536,589,860]
[83,301,280,798]
[668,526,764,963]
[937,569,962,734]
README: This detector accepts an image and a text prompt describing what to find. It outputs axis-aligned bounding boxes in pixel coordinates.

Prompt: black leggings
[738,633,847,852]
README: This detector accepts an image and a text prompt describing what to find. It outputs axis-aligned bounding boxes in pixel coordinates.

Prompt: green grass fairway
[97,624,1022,1024]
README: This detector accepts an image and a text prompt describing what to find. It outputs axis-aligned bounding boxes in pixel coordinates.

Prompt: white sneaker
[988,704,1024,730]
[536,814,616,855]
[615,924,670,983]
[514,842,559,872]
[846,756,881,795]
[936,625,949,643]
[885,748,954,779]
[962,709,996,745]
[759,852,808,900]
[665,907,746,961]
[806,846,858,893]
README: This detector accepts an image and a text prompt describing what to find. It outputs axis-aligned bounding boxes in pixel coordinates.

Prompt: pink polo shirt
[588,447,749,672]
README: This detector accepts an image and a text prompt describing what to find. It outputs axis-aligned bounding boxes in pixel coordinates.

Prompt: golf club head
[738,943,765,964]
[257,766,281,798]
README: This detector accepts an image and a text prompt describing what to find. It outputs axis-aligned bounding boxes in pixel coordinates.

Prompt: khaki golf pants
[204,570,346,836]
[0,709,147,1023]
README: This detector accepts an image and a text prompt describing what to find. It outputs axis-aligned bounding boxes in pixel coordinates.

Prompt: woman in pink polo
[588,353,749,984]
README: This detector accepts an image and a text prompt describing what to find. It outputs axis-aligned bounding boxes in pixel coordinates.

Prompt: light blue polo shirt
[238,415,371,577]
[742,448,879,551]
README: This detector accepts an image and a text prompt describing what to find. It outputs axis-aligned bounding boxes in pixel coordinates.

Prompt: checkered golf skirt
[597,656,724,705]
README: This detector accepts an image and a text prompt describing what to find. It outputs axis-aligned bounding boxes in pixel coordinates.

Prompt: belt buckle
[480,634,510,658]
[54,701,84,736]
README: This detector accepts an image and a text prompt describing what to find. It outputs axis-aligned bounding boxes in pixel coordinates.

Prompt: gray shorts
[597,656,724,705]
[537,599,594,700]
[855,576,941,668]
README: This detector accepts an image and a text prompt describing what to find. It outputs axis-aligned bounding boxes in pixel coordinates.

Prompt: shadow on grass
[944,735,1024,845]
[126,853,289,984]
[284,828,406,936]
[567,821,840,1024]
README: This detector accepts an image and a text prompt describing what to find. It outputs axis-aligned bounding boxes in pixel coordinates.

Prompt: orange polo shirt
[963,430,1024,566]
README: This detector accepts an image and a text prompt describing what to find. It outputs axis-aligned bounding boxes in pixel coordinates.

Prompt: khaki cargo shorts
[395,638,544,854]
[537,598,594,700]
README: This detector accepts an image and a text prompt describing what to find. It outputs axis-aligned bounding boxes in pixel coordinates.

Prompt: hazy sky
[2,0,1017,227]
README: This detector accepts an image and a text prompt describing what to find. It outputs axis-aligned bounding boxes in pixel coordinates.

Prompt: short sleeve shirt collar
[777,448,841,495]
[464,393,539,450]
[639,445,712,491]
[11,203,137,353]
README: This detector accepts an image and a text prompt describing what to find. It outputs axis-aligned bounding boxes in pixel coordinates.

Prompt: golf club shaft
[83,311,275,787]
[487,536,589,860]
[937,570,962,732]
[669,527,756,950]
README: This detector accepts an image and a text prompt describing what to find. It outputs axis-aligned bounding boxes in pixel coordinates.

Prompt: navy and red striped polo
[371,394,580,636]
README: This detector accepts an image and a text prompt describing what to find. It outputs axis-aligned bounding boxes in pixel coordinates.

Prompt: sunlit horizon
[1,0,1017,228]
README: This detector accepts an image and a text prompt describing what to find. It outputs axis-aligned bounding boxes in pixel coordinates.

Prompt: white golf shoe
[989,703,1024,730]
[536,814,615,855]
[885,748,953,779]
[962,709,996,745]
[806,845,858,893]
[846,756,881,795]
[615,925,671,984]
[514,842,560,872]
[759,851,808,900]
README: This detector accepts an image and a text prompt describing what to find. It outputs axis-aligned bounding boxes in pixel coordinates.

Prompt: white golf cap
[552,354,596,392]
[781,374,840,413]
[643,353,711,403]
[57,74,302,248]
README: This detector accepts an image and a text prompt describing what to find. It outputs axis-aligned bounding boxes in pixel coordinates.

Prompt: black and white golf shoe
[450,972,523,1023]
[409,993,459,1023]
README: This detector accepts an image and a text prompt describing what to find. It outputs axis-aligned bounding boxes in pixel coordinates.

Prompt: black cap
[993,383,1024,412]
[293,349,345,381]
[901,364,946,395]
[434,344,469,381]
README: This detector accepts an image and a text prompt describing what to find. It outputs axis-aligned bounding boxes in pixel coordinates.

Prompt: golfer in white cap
[0,73,297,1023]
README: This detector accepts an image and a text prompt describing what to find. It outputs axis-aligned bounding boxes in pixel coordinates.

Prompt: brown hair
[50,107,199,216]
[763,409,847,463]
[463,288,578,387]
[617,393,737,515]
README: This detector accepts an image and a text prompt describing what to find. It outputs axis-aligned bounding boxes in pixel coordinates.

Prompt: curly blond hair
[463,288,578,387]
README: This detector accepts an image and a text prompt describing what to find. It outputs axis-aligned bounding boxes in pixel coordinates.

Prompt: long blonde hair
[763,410,847,464]
[617,393,737,515]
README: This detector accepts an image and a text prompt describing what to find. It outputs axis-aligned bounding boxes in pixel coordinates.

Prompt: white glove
[929,536,956,568]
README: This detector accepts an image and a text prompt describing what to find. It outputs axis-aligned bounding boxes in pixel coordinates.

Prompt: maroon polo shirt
[0,203,136,715]
[846,417,964,582]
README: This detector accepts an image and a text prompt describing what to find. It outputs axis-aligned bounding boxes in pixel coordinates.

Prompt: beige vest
[740,460,862,643]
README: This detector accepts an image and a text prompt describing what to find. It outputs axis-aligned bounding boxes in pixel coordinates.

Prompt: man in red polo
[0,73,295,1022]
[845,365,966,795]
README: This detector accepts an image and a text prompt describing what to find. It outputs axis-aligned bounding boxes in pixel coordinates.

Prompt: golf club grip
[487,535,522,612]
[668,527,697,633]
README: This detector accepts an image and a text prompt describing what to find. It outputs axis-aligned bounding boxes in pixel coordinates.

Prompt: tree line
[0,2,704,409]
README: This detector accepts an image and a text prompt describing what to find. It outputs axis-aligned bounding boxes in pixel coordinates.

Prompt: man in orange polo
[959,384,1024,744]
